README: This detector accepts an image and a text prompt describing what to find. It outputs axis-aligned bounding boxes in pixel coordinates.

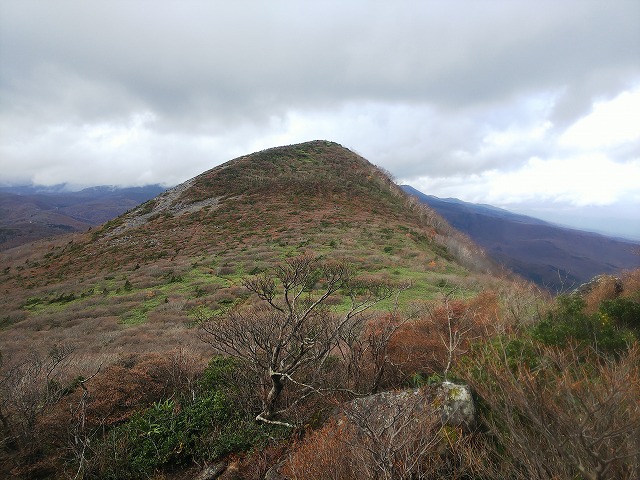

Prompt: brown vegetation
[466,342,640,480]
[198,254,404,426]
[387,289,500,380]
[0,142,637,479]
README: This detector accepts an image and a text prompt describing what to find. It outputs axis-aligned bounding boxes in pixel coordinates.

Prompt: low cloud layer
[1,1,639,237]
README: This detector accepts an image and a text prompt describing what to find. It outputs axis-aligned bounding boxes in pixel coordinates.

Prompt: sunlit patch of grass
[23,297,75,315]
[120,294,167,325]
[181,267,232,288]
[22,289,98,315]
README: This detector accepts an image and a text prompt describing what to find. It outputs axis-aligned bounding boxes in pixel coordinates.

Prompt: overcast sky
[1,1,639,239]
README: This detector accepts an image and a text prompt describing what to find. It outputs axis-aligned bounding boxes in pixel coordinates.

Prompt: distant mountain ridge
[0,185,165,251]
[401,185,640,291]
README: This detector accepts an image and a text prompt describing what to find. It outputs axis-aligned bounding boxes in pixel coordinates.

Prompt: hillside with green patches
[0,141,496,341]
[1,142,506,478]
[1,141,639,480]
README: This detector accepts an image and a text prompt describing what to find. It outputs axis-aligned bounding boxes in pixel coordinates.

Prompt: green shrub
[49,292,76,304]
[599,298,640,331]
[502,337,540,370]
[200,355,238,392]
[121,399,187,474]
[96,356,277,479]
[532,294,633,355]
[461,336,540,385]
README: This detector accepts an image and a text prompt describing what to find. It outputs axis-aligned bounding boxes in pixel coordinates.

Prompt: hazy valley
[401,186,640,291]
[0,185,165,252]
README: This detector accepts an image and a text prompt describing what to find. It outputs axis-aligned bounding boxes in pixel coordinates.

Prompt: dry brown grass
[621,269,640,301]
[388,291,500,379]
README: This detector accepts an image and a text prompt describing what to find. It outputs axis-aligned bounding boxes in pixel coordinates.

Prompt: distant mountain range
[0,185,165,251]
[401,185,640,291]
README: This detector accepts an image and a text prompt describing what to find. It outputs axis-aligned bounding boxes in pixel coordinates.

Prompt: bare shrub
[5,348,207,478]
[235,440,290,480]
[341,390,443,479]
[283,419,365,479]
[199,254,401,427]
[388,291,497,380]
[284,388,482,480]
[621,268,640,301]
[496,279,548,330]
[584,276,623,314]
[339,312,409,393]
[387,316,442,379]
[467,340,640,480]
[0,345,76,477]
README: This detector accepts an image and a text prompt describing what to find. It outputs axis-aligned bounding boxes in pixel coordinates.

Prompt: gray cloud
[1,0,639,237]
[3,1,637,123]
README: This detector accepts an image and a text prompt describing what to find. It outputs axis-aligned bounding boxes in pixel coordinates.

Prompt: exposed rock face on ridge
[105,178,221,236]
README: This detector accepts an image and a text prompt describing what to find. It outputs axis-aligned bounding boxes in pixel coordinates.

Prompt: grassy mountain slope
[402,185,640,291]
[2,142,638,480]
[0,140,497,359]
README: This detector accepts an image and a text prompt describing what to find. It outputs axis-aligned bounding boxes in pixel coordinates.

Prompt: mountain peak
[102,140,398,237]
[1,141,495,291]
[181,140,382,203]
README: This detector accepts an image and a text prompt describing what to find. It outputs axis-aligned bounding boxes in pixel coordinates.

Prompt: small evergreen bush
[532,294,634,355]
[97,356,276,479]
[599,297,640,331]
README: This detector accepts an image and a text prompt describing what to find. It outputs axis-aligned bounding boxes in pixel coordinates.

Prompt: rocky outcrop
[195,383,476,480]
[573,274,623,297]
[345,381,476,433]
[105,178,221,237]
[437,381,476,429]
[194,462,227,480]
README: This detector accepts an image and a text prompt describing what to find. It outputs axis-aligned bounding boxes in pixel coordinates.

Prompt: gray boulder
[345,381,476,433]
[194,461,228,480]
[437,381,476,430]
